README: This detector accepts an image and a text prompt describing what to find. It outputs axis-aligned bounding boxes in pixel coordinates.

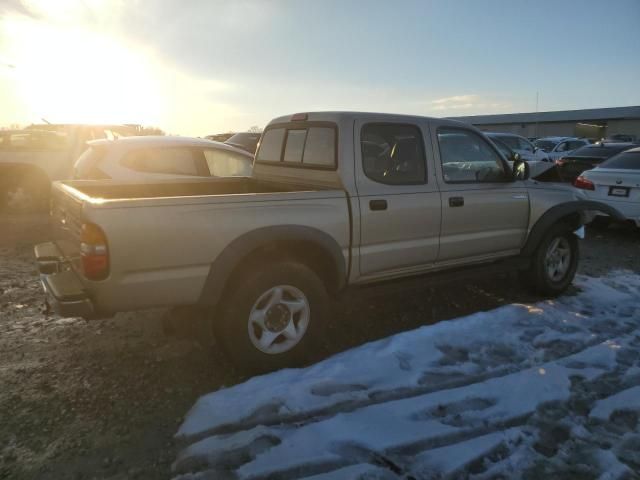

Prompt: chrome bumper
[35,242,97,319]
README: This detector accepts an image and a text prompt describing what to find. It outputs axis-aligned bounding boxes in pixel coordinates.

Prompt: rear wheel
[590,216,612,230]
[215,261,329,374]
[523,223,579,296]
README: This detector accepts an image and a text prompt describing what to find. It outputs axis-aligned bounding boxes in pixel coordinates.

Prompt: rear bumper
[34,242,100,319]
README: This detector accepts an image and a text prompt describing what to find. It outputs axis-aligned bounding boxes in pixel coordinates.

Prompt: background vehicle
[573,146,640,227]
[205,133,234,142]
[603,134,637,143]
[72,136,253,181]
[224,132,261,154]
[0,124,137,209]
[535,136,590,162]
[556,142,638,183]
[36,112,621,373]
[486,132,553,177]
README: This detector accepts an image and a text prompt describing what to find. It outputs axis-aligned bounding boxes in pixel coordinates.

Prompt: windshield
[599,151,640,169]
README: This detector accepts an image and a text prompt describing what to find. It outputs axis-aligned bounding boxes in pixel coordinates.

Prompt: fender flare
[522,200,624,256]
[197,225,347,307]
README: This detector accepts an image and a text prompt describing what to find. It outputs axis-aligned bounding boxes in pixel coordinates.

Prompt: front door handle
[369,199,388,211]
[449,196,464,207]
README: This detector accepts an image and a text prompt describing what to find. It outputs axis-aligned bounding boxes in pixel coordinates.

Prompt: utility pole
[535,91,539,138]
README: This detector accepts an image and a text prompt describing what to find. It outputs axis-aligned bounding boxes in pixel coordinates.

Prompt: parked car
[0,124,137,209]
[573,146,640,227]
[36,111,621,372]
[485,132,553,177]
[556,142,639,183]
[224,132,261,154]
[205,133,234,142]
[603,134,637,143]
[72,136,253,181]
[534,137,591,162]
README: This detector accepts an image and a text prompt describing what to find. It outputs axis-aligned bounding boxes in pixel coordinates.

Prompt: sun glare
[4,17,163,126]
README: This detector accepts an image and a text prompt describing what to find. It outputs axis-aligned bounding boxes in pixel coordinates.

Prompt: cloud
[426,94,512,115]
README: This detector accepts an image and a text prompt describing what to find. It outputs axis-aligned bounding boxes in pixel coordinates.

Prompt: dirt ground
[1,213,639,480]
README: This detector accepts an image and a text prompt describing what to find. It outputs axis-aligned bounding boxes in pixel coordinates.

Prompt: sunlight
[4,17,162,126]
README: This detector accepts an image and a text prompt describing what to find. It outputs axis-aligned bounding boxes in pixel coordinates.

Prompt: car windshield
[599,151,640,169]
[534,139,559,152]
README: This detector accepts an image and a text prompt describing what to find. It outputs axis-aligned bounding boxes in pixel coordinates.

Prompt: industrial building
[450,105,640,140]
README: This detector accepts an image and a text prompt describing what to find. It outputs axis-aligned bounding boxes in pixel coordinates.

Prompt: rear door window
[361,123,426,185]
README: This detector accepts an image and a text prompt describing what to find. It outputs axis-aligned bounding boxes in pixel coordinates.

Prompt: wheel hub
[264,304,290,332]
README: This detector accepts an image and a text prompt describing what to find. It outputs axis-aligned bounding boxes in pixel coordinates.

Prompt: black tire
[215,261,329,374]
[590,216,612,230]
[523,223,579,296]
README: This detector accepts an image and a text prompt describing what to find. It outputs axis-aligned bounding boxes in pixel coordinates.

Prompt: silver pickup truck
[36,112,622,372]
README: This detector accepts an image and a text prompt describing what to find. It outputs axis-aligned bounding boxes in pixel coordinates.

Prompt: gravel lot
[1,213,639,479]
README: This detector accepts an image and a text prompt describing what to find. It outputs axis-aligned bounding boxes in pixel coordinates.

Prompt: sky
[0,0,639,136]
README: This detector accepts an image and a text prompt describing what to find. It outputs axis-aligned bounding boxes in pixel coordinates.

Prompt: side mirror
[510,152,521,162]
[513,159,530,181]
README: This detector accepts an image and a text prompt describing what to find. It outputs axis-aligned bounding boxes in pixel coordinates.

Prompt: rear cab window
[256,123,337,169]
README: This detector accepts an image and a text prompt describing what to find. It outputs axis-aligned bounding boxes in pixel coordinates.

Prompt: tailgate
[50,182,85,271]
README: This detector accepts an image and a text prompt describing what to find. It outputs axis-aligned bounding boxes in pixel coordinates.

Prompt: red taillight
[290,113,308,121]
[573,176,595,191]
[555,158,566,166]
[80,222,109,280]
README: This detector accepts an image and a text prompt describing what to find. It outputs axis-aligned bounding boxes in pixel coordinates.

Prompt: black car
[556,142,639,182]
[224,132,261,154]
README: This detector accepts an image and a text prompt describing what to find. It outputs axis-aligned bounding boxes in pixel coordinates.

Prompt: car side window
[556,142,569,152]
[203,149,252,177]
[437,128,507,183]
[121,147,200,175]
[568,140,585,150]
[361,123,426,185]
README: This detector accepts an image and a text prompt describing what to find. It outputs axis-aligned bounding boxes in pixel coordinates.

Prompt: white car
[534,137,590,162]
[73,136,253,181]
[485,132,553,177]
[573,146,640,227]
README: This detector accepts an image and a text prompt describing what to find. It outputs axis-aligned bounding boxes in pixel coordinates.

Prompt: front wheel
[523,224,579,296]
[215,261,329,374]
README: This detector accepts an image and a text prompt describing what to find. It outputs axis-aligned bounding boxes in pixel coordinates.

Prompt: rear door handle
[449,196,464,207]
[369,199,387,211]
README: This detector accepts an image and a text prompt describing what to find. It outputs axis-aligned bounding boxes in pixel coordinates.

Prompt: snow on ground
[173,272,640,479]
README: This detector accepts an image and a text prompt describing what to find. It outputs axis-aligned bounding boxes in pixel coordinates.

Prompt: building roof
[449,106,640,125]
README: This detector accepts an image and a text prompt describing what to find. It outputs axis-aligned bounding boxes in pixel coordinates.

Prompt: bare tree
[247,125,262,133]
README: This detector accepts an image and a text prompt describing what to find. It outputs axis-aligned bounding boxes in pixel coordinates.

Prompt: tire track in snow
[173,273,640,479]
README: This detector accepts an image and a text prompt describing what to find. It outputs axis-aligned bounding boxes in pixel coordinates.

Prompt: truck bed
[68,177,325,200]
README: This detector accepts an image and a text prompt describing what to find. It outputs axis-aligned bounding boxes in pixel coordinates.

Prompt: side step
[350,257,530,299]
